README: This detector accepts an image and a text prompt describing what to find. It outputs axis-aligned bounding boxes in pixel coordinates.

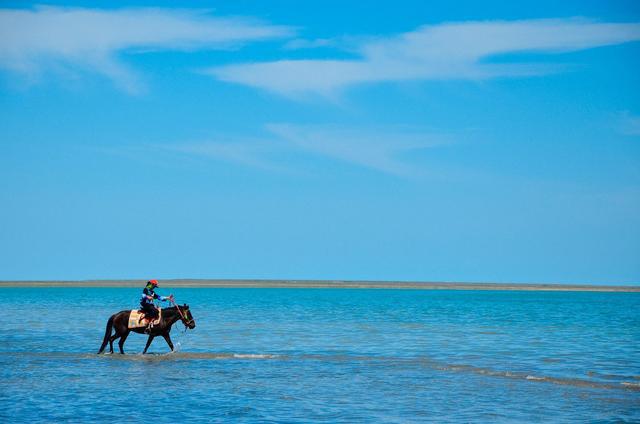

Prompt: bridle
[171,300,194,329]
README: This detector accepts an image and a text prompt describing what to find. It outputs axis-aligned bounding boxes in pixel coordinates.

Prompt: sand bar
[0,279,638,291]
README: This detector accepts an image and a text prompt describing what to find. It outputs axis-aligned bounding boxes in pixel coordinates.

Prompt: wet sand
[0,279,638,291]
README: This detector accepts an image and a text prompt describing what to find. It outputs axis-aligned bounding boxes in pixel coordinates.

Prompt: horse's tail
[98,315,115,354]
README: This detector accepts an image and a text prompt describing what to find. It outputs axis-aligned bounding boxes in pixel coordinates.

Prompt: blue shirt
[140,286,168,306]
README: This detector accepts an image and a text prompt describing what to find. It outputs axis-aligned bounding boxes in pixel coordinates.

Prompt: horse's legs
[142,335,155,354]
[162,333,174,351]
[109,333,120,353]
[118,331,130,354]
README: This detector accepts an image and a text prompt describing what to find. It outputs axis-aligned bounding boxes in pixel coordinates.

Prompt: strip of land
[0,279,638,291]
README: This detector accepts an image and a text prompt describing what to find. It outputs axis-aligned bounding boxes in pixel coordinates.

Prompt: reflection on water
[1,288,639,422]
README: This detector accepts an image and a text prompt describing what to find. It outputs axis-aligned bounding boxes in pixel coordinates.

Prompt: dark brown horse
[98,305,196,354]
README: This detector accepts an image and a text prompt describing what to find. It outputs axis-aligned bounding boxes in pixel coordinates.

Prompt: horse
[98,304,196,354]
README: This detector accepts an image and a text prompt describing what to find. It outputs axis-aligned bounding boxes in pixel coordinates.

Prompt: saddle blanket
[128,309,162,329]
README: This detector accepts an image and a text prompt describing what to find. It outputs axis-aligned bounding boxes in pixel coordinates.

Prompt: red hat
[148,279,158,286]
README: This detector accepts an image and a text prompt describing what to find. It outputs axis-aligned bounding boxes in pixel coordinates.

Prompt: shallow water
[1,288,638,422]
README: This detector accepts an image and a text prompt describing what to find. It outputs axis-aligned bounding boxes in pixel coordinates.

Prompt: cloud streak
[0,6,293,92]
[167,124,444,177]
[266,124,442,176]
[208,18,640,97]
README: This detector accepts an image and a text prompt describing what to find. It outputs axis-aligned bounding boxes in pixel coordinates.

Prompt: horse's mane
[161,304,189,311]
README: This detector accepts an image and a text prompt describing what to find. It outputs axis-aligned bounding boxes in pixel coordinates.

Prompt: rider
[140,280,172,332]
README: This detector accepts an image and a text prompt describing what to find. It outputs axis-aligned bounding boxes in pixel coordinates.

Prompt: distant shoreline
[0,279,638,292]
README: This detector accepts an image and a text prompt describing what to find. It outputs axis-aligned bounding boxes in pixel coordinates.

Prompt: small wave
[2,350,281,361]
[7,350,640,391]
[96,352,280,361]
[586,370,640,381]
[429,362,640,391]
[296,355,640,392]
[621,382,640,389]
[232,353,278,359]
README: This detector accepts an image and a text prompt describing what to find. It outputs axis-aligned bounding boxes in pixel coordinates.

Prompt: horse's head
[179,304,196,329]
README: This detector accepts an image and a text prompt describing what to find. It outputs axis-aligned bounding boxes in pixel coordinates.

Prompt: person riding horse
[140,280,172,332]
[98,289,196,354]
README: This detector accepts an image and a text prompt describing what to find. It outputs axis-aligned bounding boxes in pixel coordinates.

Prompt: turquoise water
[1,288,639,422]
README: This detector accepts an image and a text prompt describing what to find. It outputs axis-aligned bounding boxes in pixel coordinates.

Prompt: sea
[0,288,638,423]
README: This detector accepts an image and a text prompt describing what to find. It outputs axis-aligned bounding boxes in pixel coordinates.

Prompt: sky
[1,1,639,284]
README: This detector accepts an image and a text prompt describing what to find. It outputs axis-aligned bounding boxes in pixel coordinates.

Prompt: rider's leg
[147,310,159,332]
[141,304,156,332]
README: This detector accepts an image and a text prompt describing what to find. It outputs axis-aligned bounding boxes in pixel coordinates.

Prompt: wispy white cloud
[265,124,443,176]
[618,112,640,136]
[164,136,288,172]
[0,6,293,92]
[166,124,444,177]
[208,18,640,97]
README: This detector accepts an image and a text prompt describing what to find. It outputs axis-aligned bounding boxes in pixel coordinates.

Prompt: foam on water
[94,351,280,361]
[232,353,279,359]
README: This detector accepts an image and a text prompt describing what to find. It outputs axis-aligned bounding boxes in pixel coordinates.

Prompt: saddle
[128,308,162,329]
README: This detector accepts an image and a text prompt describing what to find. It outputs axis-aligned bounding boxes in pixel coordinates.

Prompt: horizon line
[0,279,638,292]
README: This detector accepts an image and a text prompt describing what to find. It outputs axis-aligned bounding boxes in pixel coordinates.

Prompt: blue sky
[1,1,639,284]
